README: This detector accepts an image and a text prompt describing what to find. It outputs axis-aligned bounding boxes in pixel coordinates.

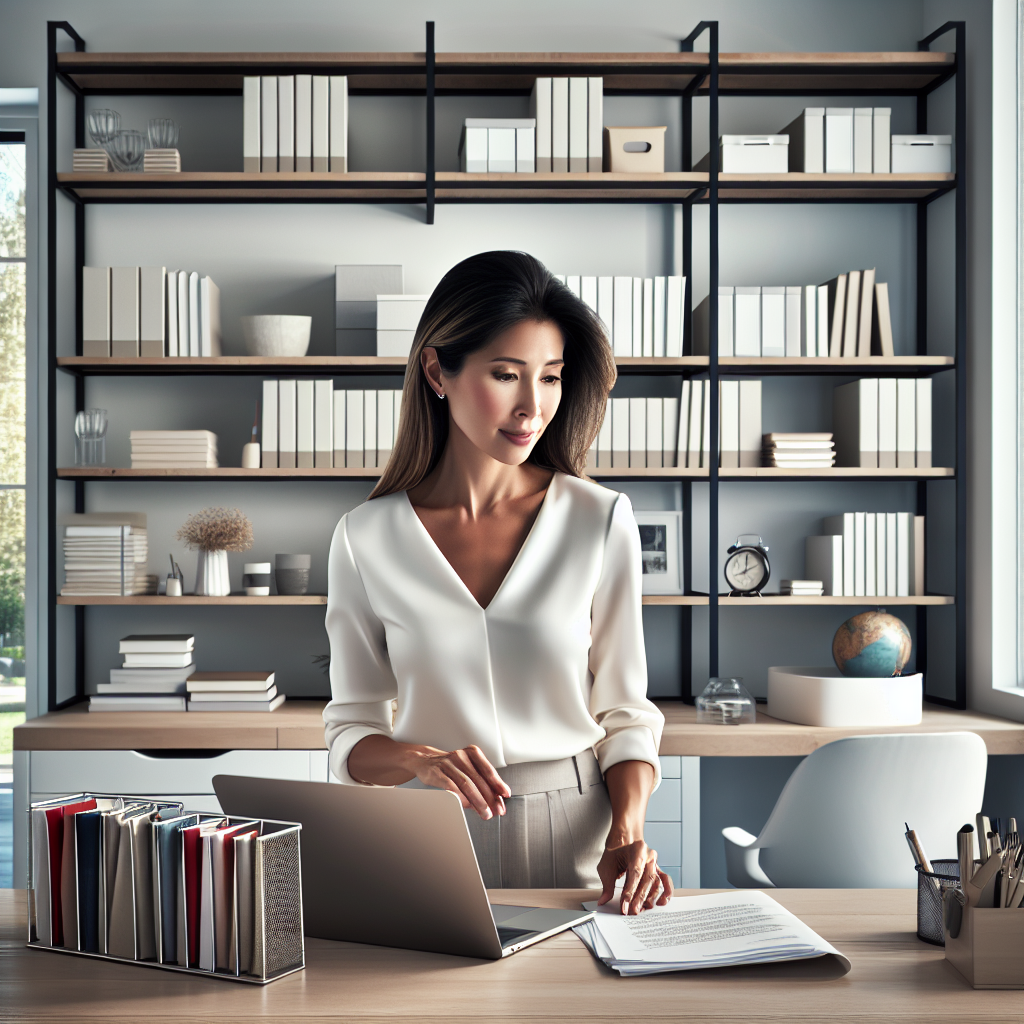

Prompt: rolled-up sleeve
[588,492,665,788]
[322,514,398,785]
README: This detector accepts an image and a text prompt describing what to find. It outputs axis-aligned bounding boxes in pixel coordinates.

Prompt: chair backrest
[755,732,987,888]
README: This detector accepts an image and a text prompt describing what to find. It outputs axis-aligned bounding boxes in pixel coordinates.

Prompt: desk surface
[14,699,1024,755]
[2,888,1021,1023]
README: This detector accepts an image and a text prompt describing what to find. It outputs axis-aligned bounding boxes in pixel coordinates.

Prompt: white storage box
[891,135,952,173]
[376,330,416,357]
[721,135,789,173]
[767,666,923,727]
[376,294,428,331]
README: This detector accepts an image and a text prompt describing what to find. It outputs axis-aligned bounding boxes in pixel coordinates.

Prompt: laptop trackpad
[490,906,585,932]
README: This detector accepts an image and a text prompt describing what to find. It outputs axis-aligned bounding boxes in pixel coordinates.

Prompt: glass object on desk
[87,108,121,147]
[696,677,756,726]
[74,408,107,466]
[147,118,179,149]
[106,129,146,171]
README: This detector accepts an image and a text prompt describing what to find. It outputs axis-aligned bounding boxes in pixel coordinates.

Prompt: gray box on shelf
[335,265,403,356]
[275,554,311,596]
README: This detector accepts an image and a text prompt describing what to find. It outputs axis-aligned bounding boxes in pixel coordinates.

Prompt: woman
[324,251,670,915]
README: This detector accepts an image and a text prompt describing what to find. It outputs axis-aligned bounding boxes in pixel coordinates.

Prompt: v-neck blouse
[322,473,664,787]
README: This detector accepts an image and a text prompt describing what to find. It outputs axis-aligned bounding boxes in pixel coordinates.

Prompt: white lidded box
[767,666,923,727]
[721,135,789,173]
[603,126,666,172]
[891,135,952,173]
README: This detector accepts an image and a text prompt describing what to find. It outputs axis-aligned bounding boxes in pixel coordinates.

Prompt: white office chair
[722,732,987,888]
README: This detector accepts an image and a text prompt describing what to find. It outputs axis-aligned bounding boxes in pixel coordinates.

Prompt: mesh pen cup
[916,859,962,945]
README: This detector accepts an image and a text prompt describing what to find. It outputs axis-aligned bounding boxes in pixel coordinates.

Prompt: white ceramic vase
[195,548,230,596]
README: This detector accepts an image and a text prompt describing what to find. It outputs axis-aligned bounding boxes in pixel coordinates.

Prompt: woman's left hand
[597,837,674,915]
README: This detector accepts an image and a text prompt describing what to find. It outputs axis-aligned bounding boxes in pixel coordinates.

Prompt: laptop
[213,774,594,959]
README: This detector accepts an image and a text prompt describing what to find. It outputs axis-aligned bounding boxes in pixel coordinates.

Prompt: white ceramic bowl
[240,315,312,357]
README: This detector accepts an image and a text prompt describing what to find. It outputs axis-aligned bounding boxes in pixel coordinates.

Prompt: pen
[976,814,992,860]
[957,824,975,892]
[904,823,933,873]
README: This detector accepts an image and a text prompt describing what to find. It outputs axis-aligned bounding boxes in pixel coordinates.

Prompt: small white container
[767,666,923,727]
[891,135,952,173]
[240,315,312,357]
[721,135,789,173]
[376,295,428,331]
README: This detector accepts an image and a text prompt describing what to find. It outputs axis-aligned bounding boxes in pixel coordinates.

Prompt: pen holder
[916,859,961,945]
[944,901,1024,989]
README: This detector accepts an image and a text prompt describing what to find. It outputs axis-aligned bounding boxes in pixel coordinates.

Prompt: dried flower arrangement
[177,507,253,552]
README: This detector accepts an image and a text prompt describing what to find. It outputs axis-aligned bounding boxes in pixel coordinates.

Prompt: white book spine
[176,271,189,358]
[663,396,679,466]
[333,390,346,466]
[278,380,296,467]
[804,107,824,173]
[853,107,873,172]
[823,514,855,597]
[802,285,816,357]
[666,276,683,359]
[261,380,278,468]
[531,78,552,172]
[854,511,866,596]
[677,381,691,469]
[816,284,829,356]
[631,278,643,357]
[199,277,221,357]
[294,75,312,171]
[896,512,911,596]
[597,277,613,340]
[312,76,329,171]
[719,380,739,467]
[461,126,488,172]
[876,513,888,596]
[825,107,853,173]
[580,276,598,313]
[689,382,703,467]
[364,389,378,467]
[785,286,801,357]
[346,390,363,468]
[916,378,932,467]
[260,76,278,171]
[913,515,926,596]
[551,77,569,172]
[314,379,333,467]
[896,378,917,468]
[872,107,891,173]
[700,380,711,467]
[612,277,632,357]
[516,126,535,172]
[82,265,111,355]
[377,389,395,464]
[329,76,348,172]
[296,379,314,468]
[878,377,897,468]
[886,512,898,596]
[738,379,762,467]
[646,397,663,468]
[806,534,842,595]
[165,270,178,357]
[733,287,761,357]
[630,396,647,467]
[718,286,734,357]
[597,397,612,466]
[865,512,876,596]
[587,77,603,171]
[642,278,654,358]
[611,397,630,468]
[653,277,667,358]
[188,271,200,357]
[277,76,295,172]
[760,286,785,357]
[243,77,261,172]
[568,77,588,172]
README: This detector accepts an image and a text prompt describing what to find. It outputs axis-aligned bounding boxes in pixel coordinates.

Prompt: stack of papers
[130,430,219,469]
[72,148,110,172]
[762,433,836,469]
[780,579,824,597]
[61,523,155,596]
[573,890,851,976]
[143,148,181,173]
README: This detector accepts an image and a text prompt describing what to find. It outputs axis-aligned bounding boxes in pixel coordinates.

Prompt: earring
[435,391,445,400]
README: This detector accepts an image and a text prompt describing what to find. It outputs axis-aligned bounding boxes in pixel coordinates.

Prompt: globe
[832,611,912,677]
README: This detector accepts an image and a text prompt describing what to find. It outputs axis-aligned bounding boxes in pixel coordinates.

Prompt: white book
[700,380,711,467]
[916,378,932,467]
[629,396,646,468]
[687,381,703,468]
[896,511,912,596]
[853,511,866,596]
[199,276,221,357]
[717,285,735,357]
[913,515,925,596]
[801,285,816,357]
[896,378,917,468]
[865,512,877,596]
[187,271,200,357]
[833,378,878,468]
[738,379,762,467]
[806,534,843,595]
[816,283,829,357]
[242,77,260,172]
[460,127,487,172]
[872,107,891,173]
[295,74,312,171]
[597,398,612,466]
[588,77,603,171]
[312,76,329,171]
[333,390,346,466]
[825,107,853,172]
[642,278,654,357]
[295,380,314,468]
[165,271,178,357]
[611,397,630,468]
[597,277,613,339]
[261,380,278,468]
[761,286,785,357]
[565,275,581,298]
[853,108,873,173]
[551,77,569,172]
[377,389,395,465]
[580,276,598,313]
[876,513,888,596]
[110,266,140,357]
[82,265,111,356]
[139,266,166,357]
[612,277,632,357]
[631,278,643,357]
[842,270,861,357]
[663,397,679,466]
[277,76,295,172]
[823,514,855,597]
[877,377,897,468]
[858,267,875,357]
[314,379,333,468]
[176,271,189,358]
[329,76,348,172]
[784,286,802,357]
[666,276,685,358]
[645,397,663,468]
[653,277,667,358]
[516,126,535,172]
[346,390,363,468]
[487,127,516,172]
[782,107,824,172]
[719,380,739,468]
[364,389,378,467]
[278,380,296,468]
[733,286,761,357]
[260,76,278,171]
[531,78,552,172]
[568,77,588,172]
[886,511,898,596]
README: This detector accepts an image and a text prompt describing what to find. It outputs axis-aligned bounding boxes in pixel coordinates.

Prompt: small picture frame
[633,511,683,595]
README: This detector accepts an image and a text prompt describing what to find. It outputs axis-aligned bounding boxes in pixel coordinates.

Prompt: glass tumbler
[74,408,108,466]
[696,677,757,725]
[87,108,121,147]
[106,129,147,171]
[147,118,179,149]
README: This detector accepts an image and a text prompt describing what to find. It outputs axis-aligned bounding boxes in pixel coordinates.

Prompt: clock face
[725,547,768,592]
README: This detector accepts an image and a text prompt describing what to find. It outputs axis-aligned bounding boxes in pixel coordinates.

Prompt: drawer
[645,778,681,822]
[29,749,317,795]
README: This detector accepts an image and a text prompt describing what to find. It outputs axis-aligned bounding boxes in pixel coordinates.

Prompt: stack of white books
[61,513,155,596]
[762,433,836,468]
[833,378,932,468]
[89,634,196,712]
[72,148,110,172]
[530,77,603,172]
[460,119,536,172]
[780,579,824,597]
[186,671,285,712]
[142,148,181,172]
[780,106,891,173]
[130,430,218,469]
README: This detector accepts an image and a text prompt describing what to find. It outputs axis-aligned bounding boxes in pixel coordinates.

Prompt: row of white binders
[833,378,932,468]
[805,513,925,597]
[695,271,894,359]
[529,77,603,172]
[261,382,402,468]
[553,275,687,358]
[29,794,304,981]
[242,75,348,172]
[460,119,538,173]
[82,266,221,357]
[780,107,893,173]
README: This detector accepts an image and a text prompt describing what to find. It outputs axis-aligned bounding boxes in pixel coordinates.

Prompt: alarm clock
[724,535,770,596]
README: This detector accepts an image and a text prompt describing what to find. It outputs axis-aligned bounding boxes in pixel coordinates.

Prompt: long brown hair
[370,251,616,499]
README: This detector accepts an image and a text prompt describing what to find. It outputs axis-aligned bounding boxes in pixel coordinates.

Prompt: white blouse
[322,472,664,788]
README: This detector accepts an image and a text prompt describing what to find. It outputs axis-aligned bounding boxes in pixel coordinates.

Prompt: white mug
[165,576,183,597]
[241,442,261,469]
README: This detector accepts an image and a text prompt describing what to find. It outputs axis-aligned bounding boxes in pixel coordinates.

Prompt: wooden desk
[2,888,1020,1023]
[15,699,1024,755]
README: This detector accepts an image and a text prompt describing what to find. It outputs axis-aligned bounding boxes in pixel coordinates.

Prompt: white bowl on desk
[767,666,923,728]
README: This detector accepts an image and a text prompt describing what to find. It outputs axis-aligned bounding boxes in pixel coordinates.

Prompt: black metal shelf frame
[45,19,966,711]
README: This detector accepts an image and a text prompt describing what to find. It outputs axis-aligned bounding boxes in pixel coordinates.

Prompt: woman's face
[431,319,565,466]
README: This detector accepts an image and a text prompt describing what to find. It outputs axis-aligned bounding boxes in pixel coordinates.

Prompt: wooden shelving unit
[56,594,327,606]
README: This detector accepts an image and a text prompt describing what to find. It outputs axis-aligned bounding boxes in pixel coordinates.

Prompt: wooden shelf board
[56,594,326,606]
[713,172,955,203]
[721,467,953,480]
[718,356,954,374]
[57,467,383,480]
[718,594,953,606]
[588,467,709,480]
[641,596,709,606]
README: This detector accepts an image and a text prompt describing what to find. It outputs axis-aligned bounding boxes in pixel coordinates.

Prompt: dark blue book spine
[75,812,101,954]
